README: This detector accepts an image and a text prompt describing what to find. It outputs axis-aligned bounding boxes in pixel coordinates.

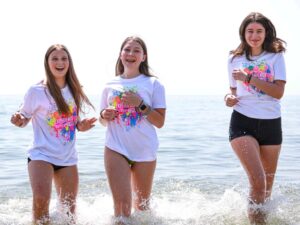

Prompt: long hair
[115,36,154,77]
[44,44,94,115]
[231,12,286,61]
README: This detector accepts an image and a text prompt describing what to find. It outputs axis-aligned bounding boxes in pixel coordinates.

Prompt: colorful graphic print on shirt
[110,86,143,130]
[47,100,78,144]
[242,60,274,96]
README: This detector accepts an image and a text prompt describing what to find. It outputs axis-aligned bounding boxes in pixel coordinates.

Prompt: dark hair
[115,36,153,77]
[231,12,286,61]
[44,44,94,115]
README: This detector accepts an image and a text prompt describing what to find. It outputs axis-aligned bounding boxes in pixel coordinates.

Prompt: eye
[61,57,68,61]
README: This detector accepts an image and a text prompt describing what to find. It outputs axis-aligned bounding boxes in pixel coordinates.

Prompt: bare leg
[131,161,156,211]
[54,165,78,222]
[260,145,281,199]
[104,147,132,217]
[231,136,266,224]
[28,160,53,224]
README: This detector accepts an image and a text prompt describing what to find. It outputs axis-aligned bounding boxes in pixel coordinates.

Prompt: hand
[121,91,142,107]
[232,68,247,82]
[76,117,97,131]
[99,108,118,121]
[11,112,29,127]
[225,94,238,107]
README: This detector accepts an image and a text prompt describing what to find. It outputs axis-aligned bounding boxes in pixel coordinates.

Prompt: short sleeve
[152,79,166,109]
[19,87,37,119]
[100,87,109,111]
[228,55,237,88]
[273,53,286,81]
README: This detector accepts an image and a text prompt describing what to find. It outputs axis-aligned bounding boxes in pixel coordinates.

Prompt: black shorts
[27,158,67,171]
[229,110,282,145]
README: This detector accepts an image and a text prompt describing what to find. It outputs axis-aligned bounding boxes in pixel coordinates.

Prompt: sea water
[0,95,299,225]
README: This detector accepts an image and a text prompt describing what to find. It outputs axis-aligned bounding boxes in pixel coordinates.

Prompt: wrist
[245,74,252,84]
[224,93,231,101]
[100,109,105,119]
[76,122,81,131]
[136,101,152,116]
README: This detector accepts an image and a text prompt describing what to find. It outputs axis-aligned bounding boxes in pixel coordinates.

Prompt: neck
[55,78,66,89]
[121,69,140,79]
[251,47,264,56]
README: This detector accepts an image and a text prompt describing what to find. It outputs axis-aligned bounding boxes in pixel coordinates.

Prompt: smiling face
[120,40,146,72]
[245,22,266,55]
[48,49,69,86]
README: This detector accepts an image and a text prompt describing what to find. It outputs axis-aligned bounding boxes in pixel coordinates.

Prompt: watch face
[140,104,147,110]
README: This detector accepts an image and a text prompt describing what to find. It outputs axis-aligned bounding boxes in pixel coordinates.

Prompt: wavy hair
[231,12,286,61]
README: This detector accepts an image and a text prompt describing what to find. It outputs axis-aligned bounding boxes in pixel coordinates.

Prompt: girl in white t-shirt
[99,36,166,219]
[225,12,286,224]
[11,44,97,224]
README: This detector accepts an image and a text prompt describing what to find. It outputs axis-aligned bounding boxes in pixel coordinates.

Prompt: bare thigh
[131,160,156,210]
[260,145,281,198]
[28,160,54,222]
[231,136,266,203]
[28,160,54,201]
[53,165,79,213]
[104,147,132,216]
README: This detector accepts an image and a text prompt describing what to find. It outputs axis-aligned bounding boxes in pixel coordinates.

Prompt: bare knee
[33,194,50,209]
[250,174,266,191]
[249,174,267,203]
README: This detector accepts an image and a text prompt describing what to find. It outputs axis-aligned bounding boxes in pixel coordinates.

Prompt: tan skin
[99,40,166,217]
[10,49,96,224]
[225,22,286,224]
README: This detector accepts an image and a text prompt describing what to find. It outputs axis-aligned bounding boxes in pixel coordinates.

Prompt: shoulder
[228,53,244,64]
[263,52,285,63]
[142,75,165,88]
[105,76,122,85]
[22,82,46,102]
[26,81,46,95]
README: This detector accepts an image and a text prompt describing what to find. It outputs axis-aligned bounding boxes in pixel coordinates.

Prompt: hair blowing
[44,44,94,115]
[115,36,154,77]
[231,12,286,61]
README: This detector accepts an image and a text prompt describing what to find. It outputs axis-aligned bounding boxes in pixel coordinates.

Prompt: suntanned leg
[53,165,79,220]
[104,147,132,217]
[260,145,281,199]
[28,160,54,225]
[231,136,267,224]
[131,161,156,211]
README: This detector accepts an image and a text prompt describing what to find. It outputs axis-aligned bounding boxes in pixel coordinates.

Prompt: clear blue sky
[1,0,299,95]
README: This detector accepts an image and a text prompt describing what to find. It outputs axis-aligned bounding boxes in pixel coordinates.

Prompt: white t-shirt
[228,52,286,119]
[20,83,78,166]
[100,74,166,162]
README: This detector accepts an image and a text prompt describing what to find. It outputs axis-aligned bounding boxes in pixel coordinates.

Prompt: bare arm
[76,117,97,131]
[11,112,30,128]
[98,108,118,127]
[144,108,166,128]
[232,68,286,99]
[248,78,285,99]
[224,87,238,107]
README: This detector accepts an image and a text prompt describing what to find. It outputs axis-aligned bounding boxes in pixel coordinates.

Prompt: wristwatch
[139,102,147,111]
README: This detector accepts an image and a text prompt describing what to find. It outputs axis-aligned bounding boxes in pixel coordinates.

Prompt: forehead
[49,49,68,57]
[246,22,265,30]
[123,40,143,49]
